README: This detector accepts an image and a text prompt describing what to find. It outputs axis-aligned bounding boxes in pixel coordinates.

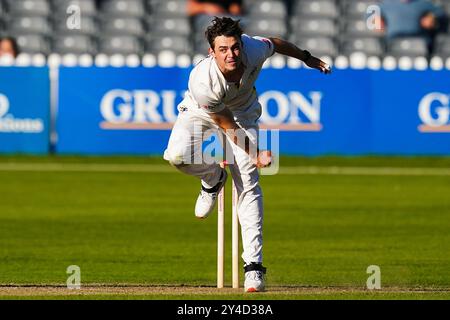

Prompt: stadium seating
[149,17,191,36]
[7,16,52,35]
[99,35,143,55]
[194,36,210,55]
[54,0,97,17]
[53,34,96,54]
[53,16,98,36]
[150,0,188,18]
[342,18,382,38]
[340,36,384,57]
[293,0,339,19]
[291,17,337,38]
[0,0,448,65]
[245,18,288,37]
[5,0,51,16]
[388,37,429,57]
[14,33,51,54]
[435,34,450,58]
[294,36,338,57]
[146,34,192,54]
[100,0,146,18]
[342,0,379,19]
[246,0,288,19]
[101,17,145,37]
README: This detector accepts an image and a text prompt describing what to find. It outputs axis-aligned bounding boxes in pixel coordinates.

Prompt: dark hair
[0,37,20,57]
[205,17,243,49]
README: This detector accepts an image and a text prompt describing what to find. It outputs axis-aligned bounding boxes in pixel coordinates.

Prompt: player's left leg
[227,123,267,292]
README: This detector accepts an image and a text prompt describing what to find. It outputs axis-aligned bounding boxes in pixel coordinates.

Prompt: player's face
[210,35,242,74]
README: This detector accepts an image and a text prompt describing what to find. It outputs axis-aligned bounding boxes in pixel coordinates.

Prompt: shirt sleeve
[242,34,275,64]
[190,81,226,114]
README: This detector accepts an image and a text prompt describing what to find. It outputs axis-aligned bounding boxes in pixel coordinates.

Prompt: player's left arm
[268,37,332,74]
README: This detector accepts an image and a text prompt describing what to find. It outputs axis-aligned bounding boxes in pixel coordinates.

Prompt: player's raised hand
[305,56,332,74]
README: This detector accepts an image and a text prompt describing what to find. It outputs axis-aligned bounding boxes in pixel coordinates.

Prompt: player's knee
[163,148,185,167]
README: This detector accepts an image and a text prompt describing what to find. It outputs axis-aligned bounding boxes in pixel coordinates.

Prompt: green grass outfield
[0,155,449,300]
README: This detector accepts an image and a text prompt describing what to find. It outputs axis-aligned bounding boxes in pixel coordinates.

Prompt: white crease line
[279,166,450,176]
[0,163,173,173]
[0,163,449,176]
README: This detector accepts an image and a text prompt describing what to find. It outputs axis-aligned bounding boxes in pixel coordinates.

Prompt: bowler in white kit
[164,17,331,292]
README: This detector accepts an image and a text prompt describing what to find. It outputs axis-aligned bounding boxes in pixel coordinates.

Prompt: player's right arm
[209,108,271,168]
[209,107,239,132]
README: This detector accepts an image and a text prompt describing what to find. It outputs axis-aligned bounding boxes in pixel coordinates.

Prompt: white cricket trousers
[163,101,264,265]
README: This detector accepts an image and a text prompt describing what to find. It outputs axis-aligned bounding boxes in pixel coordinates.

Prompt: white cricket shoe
[244,263,267,293]
[195,169,227,219]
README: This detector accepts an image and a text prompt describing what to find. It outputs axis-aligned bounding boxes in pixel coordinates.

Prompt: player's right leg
[163,110,225,218]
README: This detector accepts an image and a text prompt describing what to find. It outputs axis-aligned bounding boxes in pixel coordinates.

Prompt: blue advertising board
[255,68,372,155]
[56,66,450,156]
[371,70,450,155]
[57,66,190,155]
[0,67,50,154]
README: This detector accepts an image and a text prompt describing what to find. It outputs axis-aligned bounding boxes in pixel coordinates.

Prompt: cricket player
[164,17,331,292]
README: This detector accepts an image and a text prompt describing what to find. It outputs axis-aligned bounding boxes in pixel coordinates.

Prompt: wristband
[303,50,311,61]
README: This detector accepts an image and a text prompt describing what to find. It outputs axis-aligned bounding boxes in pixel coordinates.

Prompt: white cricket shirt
[182,34,275,114]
